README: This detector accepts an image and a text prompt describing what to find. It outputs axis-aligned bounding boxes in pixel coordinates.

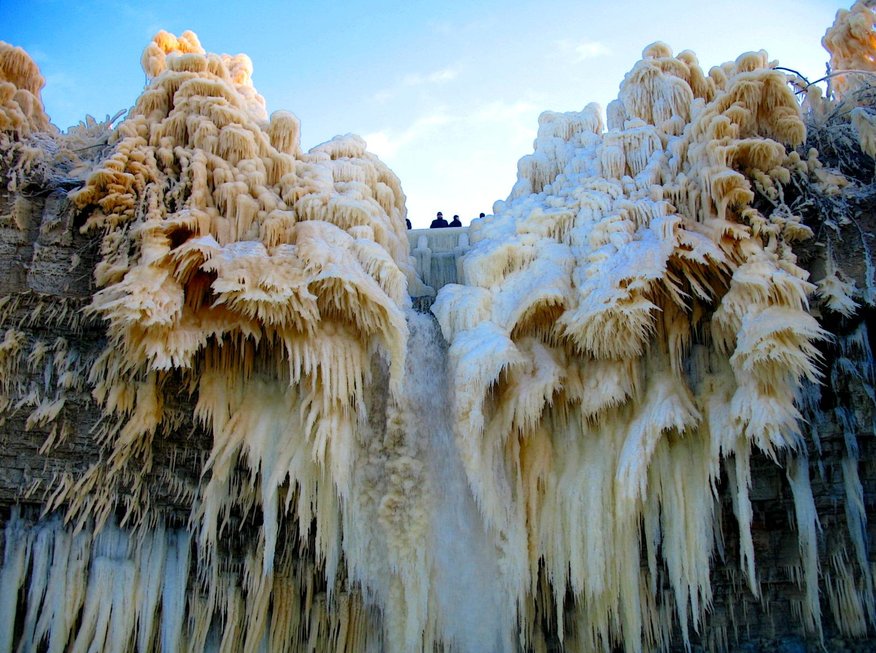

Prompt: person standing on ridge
[449,214,462,227]
[430,211,449,228]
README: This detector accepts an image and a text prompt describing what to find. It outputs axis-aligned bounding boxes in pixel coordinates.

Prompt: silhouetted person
[405,217,412,229]
[430,211,449,228]
[449,214,462,227]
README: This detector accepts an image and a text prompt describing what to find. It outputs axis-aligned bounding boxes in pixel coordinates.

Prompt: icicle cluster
[0,42,51,139]
[0,41,119,202]
[823,1,876,99]
[824,325,876,635]
[0,42,62,196]
[821,2,876,164]
[52,30,438,651]
[0,512,382,653]
[433,44,829,651]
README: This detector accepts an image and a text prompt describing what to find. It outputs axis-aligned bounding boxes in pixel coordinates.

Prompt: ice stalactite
[0,315,513,653]
[0,41,55,204]
[816,323,876,635]
[433,43,829,651]
[0,515,385,653]
[0,42,51,139]
[0,40,121,211]
[822,1,876,177]
[823,1,876,99]
[43,30,432,653]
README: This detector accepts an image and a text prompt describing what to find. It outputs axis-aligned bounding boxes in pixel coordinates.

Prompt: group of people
[404,211,486,229]
[428,212,461,228]
[427,211,486,228]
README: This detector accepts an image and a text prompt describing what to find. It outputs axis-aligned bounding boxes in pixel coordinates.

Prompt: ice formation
[431,43,840,651]
[59,29,445,652]
[0,41,51,138]
[0,31,441,652]
[823,0,876,98]
[0,10,875,653]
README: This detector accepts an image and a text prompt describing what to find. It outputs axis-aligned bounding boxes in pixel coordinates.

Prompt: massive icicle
[433,43,829,651]
[50,30,435,652]
[823,1,876,99]
[0,42,51,139]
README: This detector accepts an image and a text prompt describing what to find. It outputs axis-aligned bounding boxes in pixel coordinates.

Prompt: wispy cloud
[26,48,51,65]
[365,110,454,158]
[365,99,538,160]
[371,66,460,103]
[403,67,459,86]
[471,99,539,123]
[556,39,611,62]
[371,89,394,104]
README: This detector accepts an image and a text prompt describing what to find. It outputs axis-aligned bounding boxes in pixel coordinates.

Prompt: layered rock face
[0,7,875,652]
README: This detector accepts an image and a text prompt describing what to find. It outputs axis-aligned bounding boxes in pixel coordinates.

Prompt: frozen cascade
[0,9,875,651]
[408,228,471,298]
[403,310,512,653]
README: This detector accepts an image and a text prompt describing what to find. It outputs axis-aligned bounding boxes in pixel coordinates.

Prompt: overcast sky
[2,0,844,227]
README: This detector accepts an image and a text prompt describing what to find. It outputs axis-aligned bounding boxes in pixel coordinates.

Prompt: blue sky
[2,0,844,227]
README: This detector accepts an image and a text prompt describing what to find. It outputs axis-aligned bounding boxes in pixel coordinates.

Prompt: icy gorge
[0,3,875,652]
